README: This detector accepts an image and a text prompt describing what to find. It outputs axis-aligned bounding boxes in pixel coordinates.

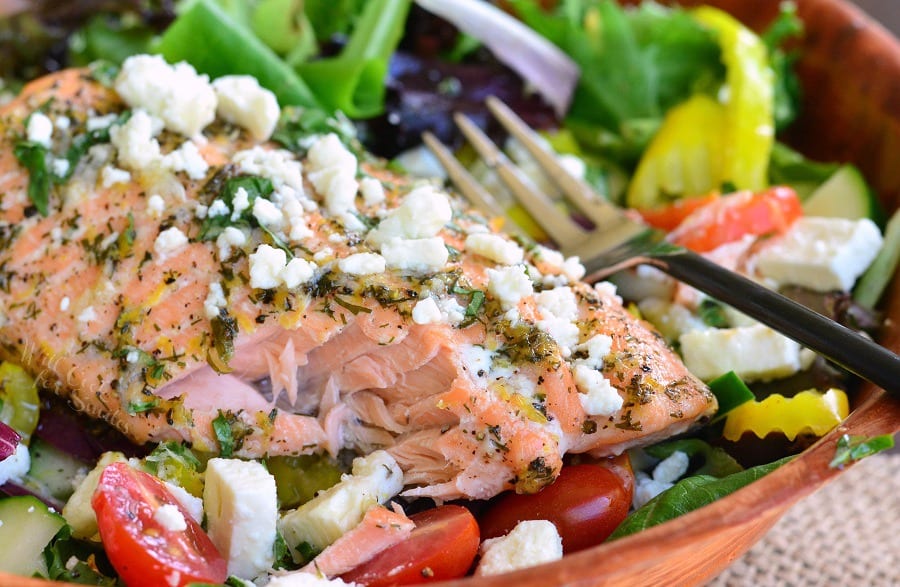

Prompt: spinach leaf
[212,411,235,457]
[644,438,743,478]
[13,141,52,215]
[609,456,792,540]
[199,175,274,241]
[762,1,804,130]
[829,433,895,469]
[43,525,119,585]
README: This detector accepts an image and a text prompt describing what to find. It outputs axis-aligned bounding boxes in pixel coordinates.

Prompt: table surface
[852,0,899,33]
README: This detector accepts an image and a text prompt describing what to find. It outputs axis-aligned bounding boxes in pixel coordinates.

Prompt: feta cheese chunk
[366,186,452,246]
[154,226,189,259]
[115,55,216,137]
[212,75,280,141]
[412,297,443,324]
[475,520,563,576]
[680,324,809,382]
[204,458,278,580]
[755,217,883,292]
[487,265,533,310]
[573,364,623,416]
[249,244,287,289]
[338,253,386,276]
[110,109,162,171]
[464,233,524,265]
[234,147,305,194]
[26,112,53,147]
[652,450,690,484]
[281,258,317,288]
[267,575,358,587]
[279,451,403,556]
[153,504,187,532]
[204,282,227,319]
[0,443,29,486]
[381,237,448,273]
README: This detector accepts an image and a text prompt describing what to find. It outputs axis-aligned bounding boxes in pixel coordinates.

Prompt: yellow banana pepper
[0,362,40,444]
[722,388,850,442]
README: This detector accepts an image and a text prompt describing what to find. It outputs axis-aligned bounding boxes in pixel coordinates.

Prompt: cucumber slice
[802,165,884,222]
[0,495,66,576]
[854,209,900,309]
[21,438,89,503]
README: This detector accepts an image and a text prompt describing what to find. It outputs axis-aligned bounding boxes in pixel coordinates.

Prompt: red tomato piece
[667,186,802,252]
[340,505,480,586]
[478,461,634,554]
[637,193,721,231]
[91,462,227,587]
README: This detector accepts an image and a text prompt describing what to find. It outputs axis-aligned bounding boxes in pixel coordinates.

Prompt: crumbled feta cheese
[51,157,70,178]
[115,55,217,136]
[100,165,131,188]
[573,364,622,416]
[216,226,247,260]
[537,317,580,355]
[204,282,227,319]
[147,194,165,217]
[307,133,357,175]
[680,324,808,382]
[26,112,53,147]
[59,297,70,311]
[594,280,622,303]
[438,296,466,326]
[233,147,305,194]
[475,520,563,576]
[110,109,162,171]
[153,504,187,532]
[249,244,287,289]
[533,245,585,283]
[162,140,209,180]
[465,233,524,265]
[281,258,317,288]
[366,186,452,246]
[252,197,284,230]
[359,177,386,205]
[652,450,689,484]
[77,306,97,324]
[0,443,30,485]
[638,297,709,343]
[460,344,494,380]
[208,199,229,218]
[212,75,280,141]
[534,286,579,322]
[86,113,118,132]
[338,253,386,276]
[266,574,358,587]
[755,217,884,292]
[126,350,139,364]
[154,227,189,259]
[487,265,533,310]
[204,458,277,579]
[162,481,203,524]
[633,471,674,510]
[230,187,250,221]
[55,115,70,130]
[573,333,613,370]
[283,197,313,242]
[313,248,333,263]
[305,134,359,221]
[412,298,443,324]
[381,237,449,273]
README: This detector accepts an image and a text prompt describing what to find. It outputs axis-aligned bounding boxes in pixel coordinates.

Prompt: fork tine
[485,96,620,232]
[421,132,512,225]
[452,113,588,245]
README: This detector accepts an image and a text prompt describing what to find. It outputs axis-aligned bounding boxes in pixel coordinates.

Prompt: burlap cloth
[707,452,900,586]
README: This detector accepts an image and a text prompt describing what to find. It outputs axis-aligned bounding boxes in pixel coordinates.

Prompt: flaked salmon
[0,57,715,500]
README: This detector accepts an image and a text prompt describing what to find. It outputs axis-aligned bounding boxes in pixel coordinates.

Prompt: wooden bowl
[2,1,899,586]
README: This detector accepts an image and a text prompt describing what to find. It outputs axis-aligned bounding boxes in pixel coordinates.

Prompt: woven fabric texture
[707,452,900,586]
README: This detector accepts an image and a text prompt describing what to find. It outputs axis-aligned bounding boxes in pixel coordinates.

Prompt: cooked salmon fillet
[0,61,714,500]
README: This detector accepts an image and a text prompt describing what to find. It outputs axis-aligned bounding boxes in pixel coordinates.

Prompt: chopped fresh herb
[272,531,295,570]
[829,433,896,469]
[295,540,320,565]
[13,141,52,216]
[208,312,238,374]
[212,411,235,457]
[127,399,158,414]
[199,175,279,244]
[142,441,204,497]
[698,299,729,328]
[271,106,357,154]
[43,525,118,585]
[333,296,372,316]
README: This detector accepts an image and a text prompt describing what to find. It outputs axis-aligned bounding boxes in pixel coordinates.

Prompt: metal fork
[424,96,900,394]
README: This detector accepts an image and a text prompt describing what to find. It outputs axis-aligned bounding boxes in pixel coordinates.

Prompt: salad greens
[829,433,896,469]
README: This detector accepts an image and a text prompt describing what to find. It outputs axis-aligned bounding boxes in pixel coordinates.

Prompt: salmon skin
[0,63,714,500]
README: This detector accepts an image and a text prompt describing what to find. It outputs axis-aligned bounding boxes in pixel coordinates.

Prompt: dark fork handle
[639,248,900,394]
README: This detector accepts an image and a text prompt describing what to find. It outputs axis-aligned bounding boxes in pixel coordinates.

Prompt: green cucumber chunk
[21,438,89,503]
[854,209,900,309]
[802,164,884,223]
[0,495,66,576]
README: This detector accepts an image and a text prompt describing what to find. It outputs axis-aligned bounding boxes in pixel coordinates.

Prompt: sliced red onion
[0,422,20,462]
[414,0,580,117]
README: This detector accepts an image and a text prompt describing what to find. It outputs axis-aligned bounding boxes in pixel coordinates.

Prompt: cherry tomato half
[92,462,227,587]
[340,505,480,586]
[478,459,634,554]
[668,186,802,252]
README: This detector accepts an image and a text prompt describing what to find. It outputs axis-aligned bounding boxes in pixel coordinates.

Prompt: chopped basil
[199,175,276,241]
[271,106,356,155]
[829,433,895,469]
[127,399,158,414]
[13,142,52,216]
[698,299,729,328]
[333,296,372,316]
[212,411,235,457]
[451,282,486,328]
[208,312,238,374]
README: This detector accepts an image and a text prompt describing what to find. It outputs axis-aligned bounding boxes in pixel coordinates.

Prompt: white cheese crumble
[126,351,139,364]
[204,282,227,319]
[380,237,448,273]
[115,55,217,137]
[147,194,165,217]
[154,227,189,259]
[573,364,622,416]
[487,265,533,310]
[652,450,690,484]
[305,134,359,224]
[366,185,452,246]
[412,297,443,324]
[249,244,287,289]
[153,504,187,532]
[212,75,280,141]
[755,217,884,292]
[51,158,70,178]
[281,258,317,288]
[252,197,284,231]
[266,574,358,587]
[338,253,386,276]
[0,443,30,486]
[86,113,117,132]
[438,296,466,326]
[77,306,97,324]
[231,187,251,221]
[464,233,524,265]
[100,165,131,188]
[110,109,162,171]
[55,116,70,130]
[534,286,579,321]
[26,112,53,147]
[573,333,613,370]
[162,140,209,180]
[216,226,247,260]
[359,176,386,205]
[533,245,586,283]
[208,199,230,218]
[234,147,306,194]
[475,520,563,576]
[59,297,70,311]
